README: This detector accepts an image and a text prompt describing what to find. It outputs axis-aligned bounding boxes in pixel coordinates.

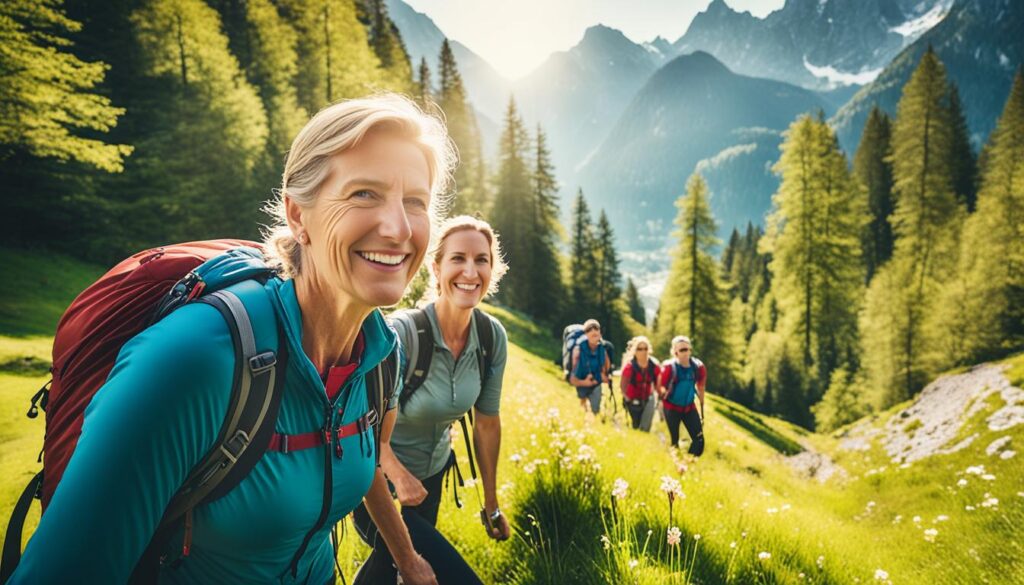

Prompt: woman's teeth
[359,252,405,266]
[455,283,479,291]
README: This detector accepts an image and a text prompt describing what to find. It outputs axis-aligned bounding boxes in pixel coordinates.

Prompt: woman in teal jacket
[9,95,453,585]
[352,216,511,584]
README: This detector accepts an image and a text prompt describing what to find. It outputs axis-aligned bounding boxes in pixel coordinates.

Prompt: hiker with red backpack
[619,336,660,431]
[657,335,706,456]
[2,95,451,585]
[351,216,510,584]
[568,319,613,415]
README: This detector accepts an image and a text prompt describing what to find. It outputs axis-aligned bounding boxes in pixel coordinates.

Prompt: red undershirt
[321,331,365,402]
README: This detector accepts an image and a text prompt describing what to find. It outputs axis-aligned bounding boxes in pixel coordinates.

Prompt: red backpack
[1,240,397,582]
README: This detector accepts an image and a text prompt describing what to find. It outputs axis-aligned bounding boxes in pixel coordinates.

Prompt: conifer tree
[415,57,432,108]
[568,189,598,315]
[594,210,622,336]
[625,278,646,326]
[279,0,385,113]
[813,367,869,432]
[948,82,978,212]
[130,0,269,240]
[438,39,486,216]
[949,71,1024,361]
[763,114,865,395]
[523,124,565,321]
[490,97,532,310]
[655,173,739,393]
[861,47,960,405]
[363,0,413,92]
[854,105,895,283]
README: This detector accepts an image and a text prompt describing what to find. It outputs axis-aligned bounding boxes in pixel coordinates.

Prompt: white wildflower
[758,551,771,561]
[981,473,996,481]
[667,526,681,546]
[612,478,629,500]
[957,478,968,487]
[600,535,611,550]
[935,515,949,522]
[965,465,985,475]
[628,559,638,569]
[912,515,922,523]
[924,528,938,542]
[874,568,889,581]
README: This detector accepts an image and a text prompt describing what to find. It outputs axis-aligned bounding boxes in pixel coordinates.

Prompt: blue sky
[403,0,785,79]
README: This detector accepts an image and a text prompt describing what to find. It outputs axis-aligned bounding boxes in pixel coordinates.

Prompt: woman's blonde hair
[622,335,655,370]
[428,215,508,298]
[263,93,456,278]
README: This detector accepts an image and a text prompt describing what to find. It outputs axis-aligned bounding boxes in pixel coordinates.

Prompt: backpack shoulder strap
[365,342,400,466]
[472,308,495,387]
[397,309,434,410]
[132,282,286,582]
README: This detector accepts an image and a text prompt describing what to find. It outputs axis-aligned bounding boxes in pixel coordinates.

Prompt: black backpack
[389,308,496,504]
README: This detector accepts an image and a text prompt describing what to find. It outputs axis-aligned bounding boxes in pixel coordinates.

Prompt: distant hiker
[657,335,706,456]
[620,336,660,431]
[3,95,450,585]
[352,216,510,584]
[569,319,613,415]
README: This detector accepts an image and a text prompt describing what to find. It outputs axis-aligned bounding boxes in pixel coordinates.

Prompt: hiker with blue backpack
[568,319,614,415]
[351,215,510,584]
[2,95,451,585]
[657,335,706,456]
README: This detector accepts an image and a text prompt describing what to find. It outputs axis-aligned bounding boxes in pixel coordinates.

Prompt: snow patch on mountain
[803,57,883,87]
[891,0,952,39]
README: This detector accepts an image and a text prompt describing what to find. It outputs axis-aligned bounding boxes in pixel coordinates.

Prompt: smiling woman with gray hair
[7,94,453,585]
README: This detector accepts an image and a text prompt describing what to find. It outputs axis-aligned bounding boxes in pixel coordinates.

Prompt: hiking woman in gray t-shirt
[352,216,510,584]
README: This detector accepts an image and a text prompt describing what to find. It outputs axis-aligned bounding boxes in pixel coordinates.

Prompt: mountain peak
[580,24,631,45]
[666,50,731,76]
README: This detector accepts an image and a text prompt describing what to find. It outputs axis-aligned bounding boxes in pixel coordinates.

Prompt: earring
[297,232,307,244]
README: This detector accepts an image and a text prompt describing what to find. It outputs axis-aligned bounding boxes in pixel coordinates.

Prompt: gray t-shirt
[388,303,508,479]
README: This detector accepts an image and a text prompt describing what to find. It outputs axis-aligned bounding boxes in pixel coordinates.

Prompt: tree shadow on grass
[716,405,803,456]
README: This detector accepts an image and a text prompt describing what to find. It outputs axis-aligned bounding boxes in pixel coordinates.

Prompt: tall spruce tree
[854,105,895,283]
[362,0,413,92]
[950,71,1024,361]
[655,173,739,393]
[415,57,432,108]
[593,210,622,337]
[523,124,565,321]
[861,47,960,405]
[948,82,978,212]
[130,0,269,241]
[568,189,598,315]
[763,114,865,397]
[490,97,532,310]
[625,278,646,326]
[437,39,486,216]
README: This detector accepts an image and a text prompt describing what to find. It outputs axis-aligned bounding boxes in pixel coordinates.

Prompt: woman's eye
[404,196,428,210]
[352,189,375,199]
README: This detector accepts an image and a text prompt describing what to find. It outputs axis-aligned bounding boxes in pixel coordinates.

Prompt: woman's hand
[483,508,511,541]
[393,469,428,506]
[396,553,438,585]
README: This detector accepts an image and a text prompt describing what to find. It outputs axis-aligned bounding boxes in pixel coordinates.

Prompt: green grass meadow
[2,248,1022,583]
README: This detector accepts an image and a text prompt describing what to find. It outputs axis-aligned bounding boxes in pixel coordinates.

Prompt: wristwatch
[480,507,502,527]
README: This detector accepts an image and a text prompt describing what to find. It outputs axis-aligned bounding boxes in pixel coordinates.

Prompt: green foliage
[863,47,962,406]
[0,247,104,337]
[361,0,413,93]
[761,113,865,409]
[568,189,597,314]
[655,173,740,396]
[593,210,622,334]
[947,83,978,212]
[950,71,1024,363]
[625,278,645,326]
[279,0,388,112]
[130,0,269,241]
[415,57,431,108]
[813,367,869,432]
[854,106,895,283]
[490,97,533,310]
[0,0,132,172]
[438,39,487,216]
[522,125,565,323]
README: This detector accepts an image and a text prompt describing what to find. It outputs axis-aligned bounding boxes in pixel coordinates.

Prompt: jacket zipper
[287,403,334,578]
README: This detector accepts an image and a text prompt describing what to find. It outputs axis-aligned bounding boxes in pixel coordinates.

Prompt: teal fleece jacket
[10,277,398,584]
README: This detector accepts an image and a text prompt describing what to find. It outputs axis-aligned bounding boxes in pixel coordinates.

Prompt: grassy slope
[1,248,1022,583]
